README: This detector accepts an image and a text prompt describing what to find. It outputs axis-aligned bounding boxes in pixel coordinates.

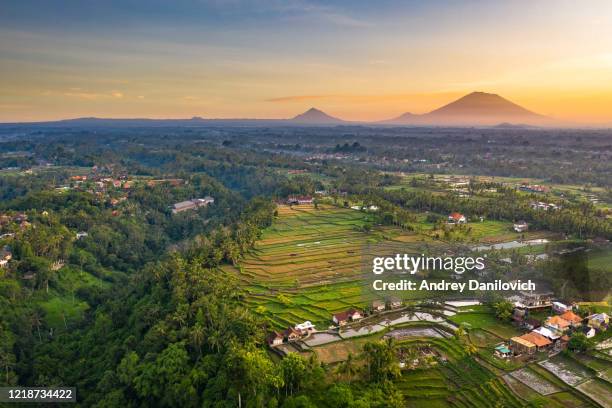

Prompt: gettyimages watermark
[360,240,610,301]
[370,253,535,292]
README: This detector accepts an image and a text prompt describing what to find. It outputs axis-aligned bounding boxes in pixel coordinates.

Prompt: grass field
[395,337,526,407]
[449,311,522,338]
[588,250,612,273]
[39,294,89,330]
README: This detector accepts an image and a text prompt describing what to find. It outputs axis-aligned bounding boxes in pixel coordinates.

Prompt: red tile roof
[560,311,582,324]
[449,212,464,221]
[520,332,552,347]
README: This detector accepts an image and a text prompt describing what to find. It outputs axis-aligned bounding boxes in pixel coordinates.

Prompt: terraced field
[395,337,525,408]
[226,204,435,329]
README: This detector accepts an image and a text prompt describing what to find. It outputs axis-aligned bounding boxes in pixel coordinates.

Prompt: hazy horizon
[2,1,612,125]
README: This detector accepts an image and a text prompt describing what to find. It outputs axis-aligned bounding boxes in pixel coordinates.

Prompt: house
[519,184,549,194]
[372,300,386,312]
[21,272,36,281]
[287,195,313,205]
[546,315,571,332]
[388,297,402,309]
[173,200,199,213]
[283,327,301,342]
[0,246,12,268]
[514,290,553,310]
[332,309,363,326]
[171,197,214,214]
[295,321,316,335]
[522,318,541,331]
[513,220,528,233]
[582,326,596,338]
[559,310,582,327]
[267,332,284,347]
[13,213,28,223]
[520,332,552,351]
[510,336,536,355]
[587,313,609,330]
[494,344,512,358]
[557,335,570,350]
[76,231,88,240]
[552,301,570,313]
[533,326,561,341]
[531,201,555,211]
[512,308,526,319]
[448,212,466,224]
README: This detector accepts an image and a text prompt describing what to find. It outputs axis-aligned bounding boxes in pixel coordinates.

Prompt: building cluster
[371,297,403,313]
[519,184,550,194]
[267,320,316,347]
[332,309,363,326]
[171,197,215,214]
[350,205,379,212]
[498,291,609,357]
[268,299,405,348]
[286,195,314,205]
[66,174,130,192]
[0,213,31,232]
[530,201,561,211]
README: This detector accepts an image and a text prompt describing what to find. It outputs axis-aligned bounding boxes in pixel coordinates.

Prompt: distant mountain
[291,108,344,124]
[492,122,538,129]
[1,93,560,128]
[383,92,550,126]
[390,112,418,122]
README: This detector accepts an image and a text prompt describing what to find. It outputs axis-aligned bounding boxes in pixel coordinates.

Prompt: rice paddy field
[225,204,440,329]
[395,337,526,408]
[226,204,612,407]
[449,311,522,338]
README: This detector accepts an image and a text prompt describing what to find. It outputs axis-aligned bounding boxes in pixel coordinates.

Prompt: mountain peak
[382,91,549,126]
[291,107,344,124]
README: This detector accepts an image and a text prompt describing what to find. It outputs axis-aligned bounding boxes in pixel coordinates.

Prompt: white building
[294,321,316,334]
[172,197,214,214]
[513,221,528,233]
[552,301,570,313]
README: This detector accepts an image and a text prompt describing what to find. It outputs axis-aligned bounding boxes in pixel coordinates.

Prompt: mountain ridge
[291,107,344,124]
[382,91,549,126]
[1,92,558,127]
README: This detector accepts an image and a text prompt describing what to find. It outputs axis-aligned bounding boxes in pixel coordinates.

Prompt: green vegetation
[449,312,521,339]
[0,125,610,407]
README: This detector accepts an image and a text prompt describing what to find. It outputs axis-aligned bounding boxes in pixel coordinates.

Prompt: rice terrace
[225,203,425,329]
[226,202,612,407]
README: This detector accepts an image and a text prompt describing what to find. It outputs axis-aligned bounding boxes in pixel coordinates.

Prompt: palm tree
[336,353,358,384]
[464,344,478,355]
[190,324,205,357]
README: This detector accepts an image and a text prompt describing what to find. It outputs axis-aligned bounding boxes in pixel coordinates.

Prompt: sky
[2,0,612,124]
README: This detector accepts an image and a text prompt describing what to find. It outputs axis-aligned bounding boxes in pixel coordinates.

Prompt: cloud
[266,92,464,104]
[62,91,105,100]
[266,95,333,102]
[270,0,373,28]
[45,89,126,100]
